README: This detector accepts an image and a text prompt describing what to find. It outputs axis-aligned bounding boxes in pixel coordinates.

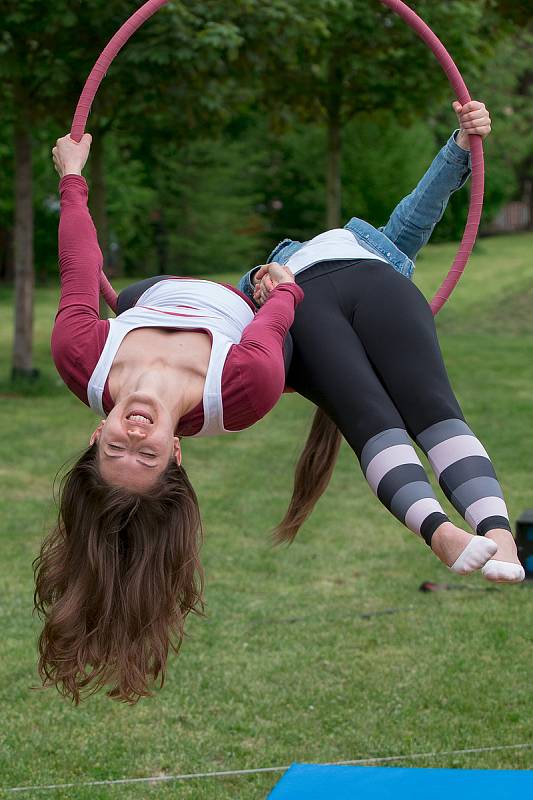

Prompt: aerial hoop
[71,0,483,315]
[71,0,170,313]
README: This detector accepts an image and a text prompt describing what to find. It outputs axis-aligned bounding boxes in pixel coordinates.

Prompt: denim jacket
[237,131,471,302]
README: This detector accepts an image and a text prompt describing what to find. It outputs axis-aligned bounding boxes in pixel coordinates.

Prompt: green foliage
[253,113,444,246]
[342,113,437,227]
[239,0,504,123]
[155,137,267,275]
[427,24,533,240]
[477,29,533,207]
[98,143,158,277]
[0,0,530,286]
[233,0,516,228]
[492,0,532,26]
[258,122,328,245]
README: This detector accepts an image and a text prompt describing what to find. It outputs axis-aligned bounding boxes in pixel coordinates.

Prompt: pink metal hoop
[379,0,484,315]
[71,0,483,315]
[70,0,169,313]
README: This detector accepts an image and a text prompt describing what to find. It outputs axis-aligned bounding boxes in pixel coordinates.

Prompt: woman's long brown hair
[273,407,342,545]
[33,443,204,704]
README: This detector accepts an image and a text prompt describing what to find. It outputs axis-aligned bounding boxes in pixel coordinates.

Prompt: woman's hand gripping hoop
[52,133,93,179]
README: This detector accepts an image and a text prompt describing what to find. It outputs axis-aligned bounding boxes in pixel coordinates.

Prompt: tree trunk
[325,59,343,230]
[12,98,37,380]
[521,160,533,232]
[0,225,14,282]
[89,133,112,318]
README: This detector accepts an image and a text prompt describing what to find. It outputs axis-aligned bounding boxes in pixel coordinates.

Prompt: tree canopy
[1,0,529,289]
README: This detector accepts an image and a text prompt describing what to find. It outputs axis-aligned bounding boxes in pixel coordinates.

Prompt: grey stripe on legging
[389,481,443,523]
[451,476,505,518]
[416,418,474,452]
[361,428,411,474]
[361,428,448,539]
[377,463,431,507]
[416,418,510,535]
[439,456,498,495]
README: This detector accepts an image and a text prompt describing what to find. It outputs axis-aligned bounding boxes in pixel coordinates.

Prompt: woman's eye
[140,452,156,458]
[110,444,124,451]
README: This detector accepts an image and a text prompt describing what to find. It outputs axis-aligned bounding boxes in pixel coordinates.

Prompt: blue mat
[267,764,533,799]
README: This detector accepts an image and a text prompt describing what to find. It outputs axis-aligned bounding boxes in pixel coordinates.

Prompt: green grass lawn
[0,234,532,798]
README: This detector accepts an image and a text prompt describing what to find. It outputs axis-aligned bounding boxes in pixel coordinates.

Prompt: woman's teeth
[127,413,152,424]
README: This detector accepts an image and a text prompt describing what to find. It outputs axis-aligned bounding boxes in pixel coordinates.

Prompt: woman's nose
[126,428,147,440]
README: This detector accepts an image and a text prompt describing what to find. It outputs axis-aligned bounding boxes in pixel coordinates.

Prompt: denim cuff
[240,268,258,294]
[445,130,472,169]
[238,267,261,307]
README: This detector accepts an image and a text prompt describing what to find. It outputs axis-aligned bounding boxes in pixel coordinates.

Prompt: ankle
[485,528,513,541]
[430,522,471,566]
[431,521,469,549]
[484,528,520,563]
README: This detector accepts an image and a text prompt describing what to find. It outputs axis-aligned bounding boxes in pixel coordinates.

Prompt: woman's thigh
[292,261,464,441]
[288,271,406,456]
[331,262,464,436]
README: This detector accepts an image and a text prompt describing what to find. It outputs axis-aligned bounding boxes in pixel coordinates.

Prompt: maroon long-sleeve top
[51,175,303,436]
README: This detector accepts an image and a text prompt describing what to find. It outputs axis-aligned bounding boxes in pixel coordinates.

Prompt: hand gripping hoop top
[70,0,484,315]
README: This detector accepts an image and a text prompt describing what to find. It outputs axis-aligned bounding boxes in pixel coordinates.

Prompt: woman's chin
[121,392,161,420]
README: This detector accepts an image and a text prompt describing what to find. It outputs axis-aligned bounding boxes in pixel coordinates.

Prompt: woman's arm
[53,133,101,323]
[55,174,103,323]
[229,277,303,420]
[51,135,109,404]
[380,101,491,261]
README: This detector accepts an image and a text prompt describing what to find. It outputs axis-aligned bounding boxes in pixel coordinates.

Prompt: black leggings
[287,260,510,544]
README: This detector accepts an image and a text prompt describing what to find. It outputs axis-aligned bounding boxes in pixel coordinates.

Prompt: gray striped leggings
[286,259,511,545]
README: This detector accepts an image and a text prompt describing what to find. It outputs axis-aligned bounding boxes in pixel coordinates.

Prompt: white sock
[449,537,498,575]
[482,560,525,583]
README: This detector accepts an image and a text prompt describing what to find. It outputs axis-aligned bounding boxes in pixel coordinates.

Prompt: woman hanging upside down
[35,133,302,704]
[237,100,524,586]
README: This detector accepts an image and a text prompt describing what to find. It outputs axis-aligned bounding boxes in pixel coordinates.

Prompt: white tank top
[285,228,387,274]
[87,279,254,437]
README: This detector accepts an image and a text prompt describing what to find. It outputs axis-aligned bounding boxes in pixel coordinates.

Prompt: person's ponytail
[273,408,342,545]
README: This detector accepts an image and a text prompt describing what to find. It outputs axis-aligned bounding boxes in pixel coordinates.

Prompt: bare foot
[482,529,525,583]
[431,522,497,574]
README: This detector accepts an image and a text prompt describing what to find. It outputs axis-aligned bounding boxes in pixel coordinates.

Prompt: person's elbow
[249,362,286,420]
